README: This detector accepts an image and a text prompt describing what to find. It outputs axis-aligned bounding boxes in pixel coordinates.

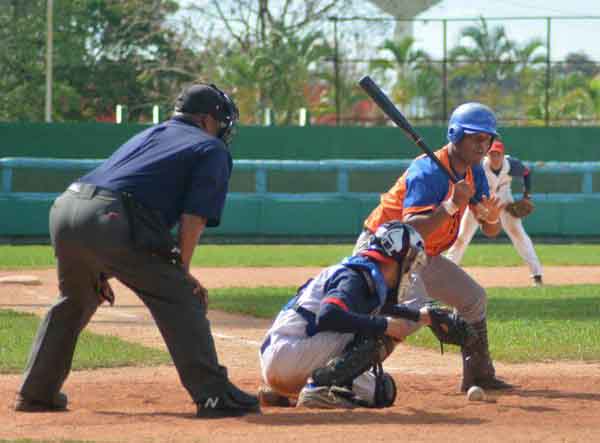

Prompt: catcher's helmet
[447,102,498,144]
[175,83,239,146]
[362,221,427,274]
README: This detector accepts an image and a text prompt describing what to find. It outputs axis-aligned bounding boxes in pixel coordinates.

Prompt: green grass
[1,243,600,269]
[210,284,600,364]
[0,310,170,374]
[211,287,294,318]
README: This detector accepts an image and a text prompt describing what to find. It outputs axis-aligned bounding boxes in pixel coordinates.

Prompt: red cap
[489,140,505,154]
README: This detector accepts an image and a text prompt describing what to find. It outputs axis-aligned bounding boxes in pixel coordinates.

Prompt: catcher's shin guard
[310,335,396,408]
[311,335,395,388]
[460,319,513,392]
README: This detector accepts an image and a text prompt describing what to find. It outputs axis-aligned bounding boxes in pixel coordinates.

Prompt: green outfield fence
[2,122,600,161]
[1,157,599,239]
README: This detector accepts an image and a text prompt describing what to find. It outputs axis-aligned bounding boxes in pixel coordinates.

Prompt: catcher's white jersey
[482,155,528,203]
[259,259,387,403]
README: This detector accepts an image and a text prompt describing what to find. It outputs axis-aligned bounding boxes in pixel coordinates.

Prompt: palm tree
[509,38,546,122]
[449,18,514,111]
[370,37,440,120]
[218,27,332,125]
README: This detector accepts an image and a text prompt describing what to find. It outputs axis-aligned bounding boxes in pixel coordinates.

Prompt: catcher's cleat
[297,384,358,409]
[15,392,68,412]
[258,385,293,407]
[532,275,543,287]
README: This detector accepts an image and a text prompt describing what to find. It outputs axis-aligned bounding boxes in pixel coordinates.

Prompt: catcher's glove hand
[428,307,477,352]
[505,198,535,218]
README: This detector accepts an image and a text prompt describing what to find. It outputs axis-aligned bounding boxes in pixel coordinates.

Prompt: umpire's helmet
[447,102,498,144]
[362,221,427,274]
[175,83,239,146]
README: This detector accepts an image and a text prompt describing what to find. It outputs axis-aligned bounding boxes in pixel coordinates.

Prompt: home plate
[0,275,42,285]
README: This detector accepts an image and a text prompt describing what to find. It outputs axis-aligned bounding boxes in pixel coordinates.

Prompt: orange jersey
[364,145,489,256]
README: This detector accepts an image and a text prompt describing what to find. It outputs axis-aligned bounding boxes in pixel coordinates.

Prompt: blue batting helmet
[447,102,498,144]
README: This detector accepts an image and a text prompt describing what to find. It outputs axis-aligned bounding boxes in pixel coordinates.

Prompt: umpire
[15,83,260,418]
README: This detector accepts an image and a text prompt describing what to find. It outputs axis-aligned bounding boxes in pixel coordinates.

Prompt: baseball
[467,385,486,401]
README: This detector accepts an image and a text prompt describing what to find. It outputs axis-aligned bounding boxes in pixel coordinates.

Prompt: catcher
[258,221,476,409]
[446,140,543,286]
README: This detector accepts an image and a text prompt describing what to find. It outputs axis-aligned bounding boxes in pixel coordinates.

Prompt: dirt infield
[1,266,600,442]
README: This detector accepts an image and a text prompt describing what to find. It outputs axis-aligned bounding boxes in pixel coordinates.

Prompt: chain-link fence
[317,16,600,127]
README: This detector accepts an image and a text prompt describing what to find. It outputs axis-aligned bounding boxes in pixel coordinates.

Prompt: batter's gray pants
[19,185,229,405]
[354,230,487,335]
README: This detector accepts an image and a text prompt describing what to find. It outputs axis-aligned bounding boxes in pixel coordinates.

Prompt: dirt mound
[1,266,599,442]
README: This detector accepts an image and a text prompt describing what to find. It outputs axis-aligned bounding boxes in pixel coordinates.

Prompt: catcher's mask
[362,221,427,282]
[175,83,239,147]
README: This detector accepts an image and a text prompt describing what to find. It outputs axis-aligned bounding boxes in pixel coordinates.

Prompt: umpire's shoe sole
[15,392,68,412]
[196,403,261,419]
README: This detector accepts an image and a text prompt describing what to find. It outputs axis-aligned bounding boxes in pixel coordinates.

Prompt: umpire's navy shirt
[80,117,232,228]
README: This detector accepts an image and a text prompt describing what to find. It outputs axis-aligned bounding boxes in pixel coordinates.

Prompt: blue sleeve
[508,157,531,194]
[507,157,527,177]
[403,165,447,211]
[183,145,232,227]
[315,269,387,336]
[472,165,490,202]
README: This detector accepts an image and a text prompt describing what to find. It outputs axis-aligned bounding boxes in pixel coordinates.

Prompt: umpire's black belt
[67,182,120,199]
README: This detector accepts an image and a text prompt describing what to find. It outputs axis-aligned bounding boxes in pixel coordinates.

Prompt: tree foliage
[0,0,185,122]
[2,5,600,125]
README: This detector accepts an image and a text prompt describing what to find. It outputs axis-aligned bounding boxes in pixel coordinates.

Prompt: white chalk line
[213,332,262,347]
[94,307,264,346]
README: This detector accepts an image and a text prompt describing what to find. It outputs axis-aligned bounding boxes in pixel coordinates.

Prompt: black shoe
[476,376,514,390]
[258,384,293,407]
[15,392,68,412]
[532,275,543,287]
[196,385,260,419]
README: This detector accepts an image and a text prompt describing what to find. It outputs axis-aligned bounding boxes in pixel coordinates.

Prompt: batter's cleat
[297,384,358,409]
[460,318,516,393]
[473,376,514,391]
[196,384,261,419]
[532,275,543,287]
[258,385,293,407]
[14,392,68,412]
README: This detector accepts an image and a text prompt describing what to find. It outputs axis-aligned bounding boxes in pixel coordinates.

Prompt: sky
[175,0,600,62]
[413,0,600,61]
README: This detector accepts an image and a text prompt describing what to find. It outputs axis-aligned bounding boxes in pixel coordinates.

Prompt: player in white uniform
[446,140,543,286]
[258,221,466,409]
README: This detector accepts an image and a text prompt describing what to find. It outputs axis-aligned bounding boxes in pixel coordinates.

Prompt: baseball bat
[358,75,459,183]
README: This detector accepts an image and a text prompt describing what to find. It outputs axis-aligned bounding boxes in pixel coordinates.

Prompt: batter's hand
[187,272,209,306]
[478,194,505,223]
[451,180,475,208]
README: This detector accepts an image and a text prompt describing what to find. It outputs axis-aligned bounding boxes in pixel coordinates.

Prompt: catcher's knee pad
[311,335,394,388]
[374,371,397,408]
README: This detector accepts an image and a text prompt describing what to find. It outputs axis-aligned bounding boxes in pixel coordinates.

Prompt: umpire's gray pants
[354,230,486,335]
[19,185,229,405]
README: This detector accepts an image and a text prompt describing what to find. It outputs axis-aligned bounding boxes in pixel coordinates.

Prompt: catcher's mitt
[428,308,477,351]
[505,198,535,218]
